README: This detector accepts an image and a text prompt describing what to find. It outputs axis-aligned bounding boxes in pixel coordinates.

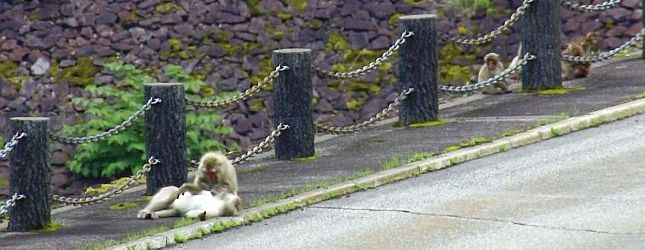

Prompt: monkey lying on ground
[177,151,237,196]
[508,44,522,80]
[137,186,241,220]
[561,41,591,80]
[477,53,511,94]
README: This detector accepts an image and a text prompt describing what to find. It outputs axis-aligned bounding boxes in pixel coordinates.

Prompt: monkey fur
[561,41,590,80]
[177,151,238,196]
[477,53,510,94]
[508,43,522,80]
[137,186,241,220]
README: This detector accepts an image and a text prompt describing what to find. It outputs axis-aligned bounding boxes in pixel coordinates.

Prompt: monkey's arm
[178,182,210,196]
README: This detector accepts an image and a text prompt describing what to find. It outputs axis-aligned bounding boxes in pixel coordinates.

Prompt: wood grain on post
[398,14,439,125]
[521,0,562,90]
[272,48,315,160]
[144,83,186,194]
[9,117,51,231]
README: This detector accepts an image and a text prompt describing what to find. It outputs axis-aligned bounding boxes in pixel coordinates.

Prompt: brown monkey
[477,53,511,94]
[178,151,238,196]
[578,32,598,54]
[561,41,591,80]
[137,186,241,220]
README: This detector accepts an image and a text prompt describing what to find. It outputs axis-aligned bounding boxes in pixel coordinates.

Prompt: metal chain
[561,0,622,11]
[186,66,289,108]
[439,53,536,93]
[315,89,414,134]
[313,31,414,79]
[51,157,160,206]
[562,29,645,64]
[187,124,290,168]
[0,132,26,158]
[50,97,162,144]
[0,193,26,217]
[440,0,534,45]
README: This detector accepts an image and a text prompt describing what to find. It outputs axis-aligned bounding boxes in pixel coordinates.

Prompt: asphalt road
[170,114,645,250]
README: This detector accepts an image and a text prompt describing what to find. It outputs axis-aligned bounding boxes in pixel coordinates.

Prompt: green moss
[0,179,8,187]
[284,0,307,11]
[535,86,586,95]
[325,32,350,52]
[410,151,434,162]
[52,57,98,86]
[443,145,462,153]
[305,19,324,30]
[265,25,285,39]
[174,233,189,243]
[589,117,605,127]
[174,217,199,228]
[549,128,562,137]
[404,0,424,7]
[388,13,402,27]
[276,11,293,20]
[346,98,365,110]
[109,200,144,211]
[249,99,266,111]
[191,230,204,239]
[155,3,182,14]
[347,82,381,94]
[458,136,493,147]
[408,119,447,128]
[636,92,645,99]
[457,24,469,35]
[293,152,321,162]
[119,10,143,26]
[439,44,478,84]
[169,38,182,51]
[0,61,23,88]
[40,221,64,233]
[497,128,526,138]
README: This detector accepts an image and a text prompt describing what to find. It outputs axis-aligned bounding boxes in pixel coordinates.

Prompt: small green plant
[66,61,235,178]
[382,155,403,170]
[589,117,605,127]
[41,221,64,232]
[443,145,462,153]
[550,128,562,137]
[536,86,586,95]
[174,233,189,243]
[174,217,199,228]
[293,152,321,162]
[408,119,447,128]
[409,151,434,162]
[636,92,645,99]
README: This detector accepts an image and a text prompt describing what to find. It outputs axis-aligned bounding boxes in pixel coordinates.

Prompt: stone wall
[0,0,642,197]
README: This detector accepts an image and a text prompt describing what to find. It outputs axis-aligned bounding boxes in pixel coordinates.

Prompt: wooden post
[521,0,562,90]
[398,14,438,125]
[144,83,186,194]
[9,117,51,231]
[642,0,644,59]
[272,48,315,160]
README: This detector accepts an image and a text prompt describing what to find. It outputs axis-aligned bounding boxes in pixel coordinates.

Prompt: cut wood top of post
[144,83,183,87]
[274,48,311,54]
[10,117,49,121]
[400,14,437,20]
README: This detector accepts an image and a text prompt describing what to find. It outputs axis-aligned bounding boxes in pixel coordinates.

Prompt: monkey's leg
[185,210,208,221]
[137,186,180,219]
[152,209,180,219]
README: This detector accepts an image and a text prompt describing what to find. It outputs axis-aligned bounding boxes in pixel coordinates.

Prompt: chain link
[562,29,644,64]
[186,66,289,108]
[440,0,534,45]
[561,0,622,11]
[439,53,535,93]
[187,124,290,168]
[313,31,414,79]
[315,89,414,134]
[50,97,161,144]
[0,132,26,158]
[0,193,26,217]
[51,157,160,206]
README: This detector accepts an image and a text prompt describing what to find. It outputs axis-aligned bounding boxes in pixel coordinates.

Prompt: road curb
[111,98,645,250]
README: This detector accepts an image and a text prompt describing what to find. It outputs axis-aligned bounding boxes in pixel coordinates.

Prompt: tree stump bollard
[521,0,562,90]
[642,0,645,59]
[398,14,439,125]
[144,83,186,194]
[272,48,315,160]
[9,117,51,231]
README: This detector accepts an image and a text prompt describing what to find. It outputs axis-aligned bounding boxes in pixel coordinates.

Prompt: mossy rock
[155,3,182,14]
[284,0,308,11]
[0,61,22,88]
[51,57,98,86]
[388,13,402,27]
[305,19,324,30]
[346,98,366,110]
[276,11,293,20]
[325,32,350,52]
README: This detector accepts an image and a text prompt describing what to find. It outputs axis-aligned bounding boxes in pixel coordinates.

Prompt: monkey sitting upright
[178,151,238,196]
[561,41,591,80]
[137,186,241,221]
[578,32,598,54]
[508,44,522,80]
[477,53,511,94]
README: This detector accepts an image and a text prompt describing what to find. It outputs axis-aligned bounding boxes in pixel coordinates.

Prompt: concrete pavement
[171,114,645,250]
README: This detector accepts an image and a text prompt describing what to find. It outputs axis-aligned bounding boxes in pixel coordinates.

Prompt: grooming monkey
[137,186,241,220]
[477,53,511,94]
[561,41,591,80]
[178,151,238,196]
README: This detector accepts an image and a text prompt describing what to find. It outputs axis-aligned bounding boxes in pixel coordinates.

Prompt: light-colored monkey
[137,186,241,220]
[561,41,590,80]
[477,53,510,94]
[508,43,522,80]
[178,151,238,196]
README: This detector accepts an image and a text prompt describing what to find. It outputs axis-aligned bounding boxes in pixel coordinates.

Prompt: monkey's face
[486,59,497,70]
[205,167,218,182]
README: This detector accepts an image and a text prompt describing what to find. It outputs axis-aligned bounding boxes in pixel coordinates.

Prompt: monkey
[477,53,511,94]
[137,186,241,221]
[508,43,522,80]
[561,41,591,80]
[177,151,238,196]
[578,32,598,54]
